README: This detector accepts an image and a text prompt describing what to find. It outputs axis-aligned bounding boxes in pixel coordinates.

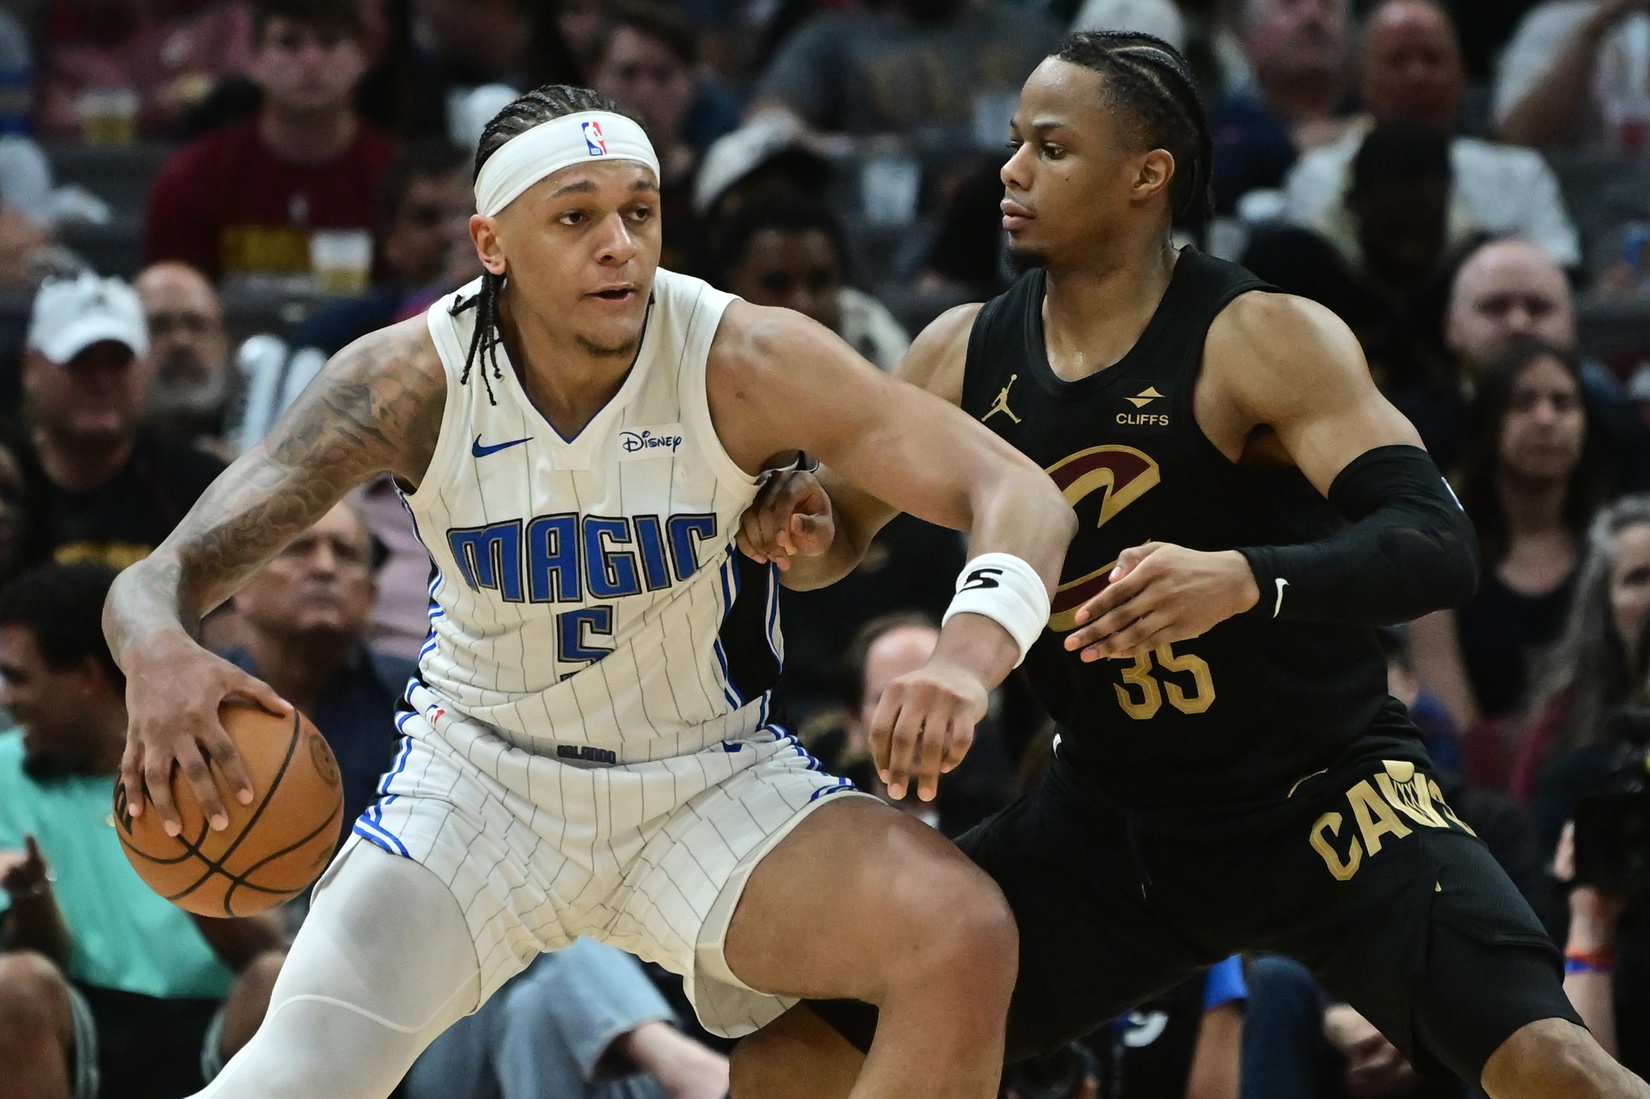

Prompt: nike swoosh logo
[1272,577,1288,618]
[471,434,532,458]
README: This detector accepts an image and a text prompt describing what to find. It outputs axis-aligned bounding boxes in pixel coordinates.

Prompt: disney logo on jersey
[1043,445,1161,631]
[1115,383,1171,430]
[619,424,684,461]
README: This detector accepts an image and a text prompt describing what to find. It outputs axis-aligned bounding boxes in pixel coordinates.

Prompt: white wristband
[941,553,1051,667]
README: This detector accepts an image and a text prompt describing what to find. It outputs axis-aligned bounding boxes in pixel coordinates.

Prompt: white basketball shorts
[343,681,866,1038]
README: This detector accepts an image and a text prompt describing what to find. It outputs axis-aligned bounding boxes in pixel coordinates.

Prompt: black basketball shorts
[811,734,1582,1083]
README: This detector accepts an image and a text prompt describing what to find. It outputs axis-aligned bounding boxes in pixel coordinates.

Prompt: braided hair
[1052,31,1214,223]
[454,85,638,404]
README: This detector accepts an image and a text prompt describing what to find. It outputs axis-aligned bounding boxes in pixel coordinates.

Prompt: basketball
[114,702,345,917]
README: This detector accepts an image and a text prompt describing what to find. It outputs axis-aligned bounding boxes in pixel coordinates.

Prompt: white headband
[474,111,661,217]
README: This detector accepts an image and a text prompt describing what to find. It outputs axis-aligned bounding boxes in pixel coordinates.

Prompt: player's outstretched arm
[711,302,1075,800]
[104,319,445,836]
[1066,292,1479,660]
[733,303,979,590]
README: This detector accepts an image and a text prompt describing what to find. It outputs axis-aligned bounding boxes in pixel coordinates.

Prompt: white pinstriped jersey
[402,269,783,762]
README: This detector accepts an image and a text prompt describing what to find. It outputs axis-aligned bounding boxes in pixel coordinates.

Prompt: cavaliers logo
[1045,445,1161,631]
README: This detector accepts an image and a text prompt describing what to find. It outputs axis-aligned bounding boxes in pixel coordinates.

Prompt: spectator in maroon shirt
[143,0,395,282]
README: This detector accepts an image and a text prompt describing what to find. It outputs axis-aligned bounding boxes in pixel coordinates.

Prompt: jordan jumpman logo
[983,374,1022,424]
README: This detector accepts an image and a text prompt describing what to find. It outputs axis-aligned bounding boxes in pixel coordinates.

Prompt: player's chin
[1005,241,1049,274]
[573,317,646,359]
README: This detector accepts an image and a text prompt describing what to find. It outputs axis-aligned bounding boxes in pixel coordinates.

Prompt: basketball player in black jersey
[726,31,1649,1099]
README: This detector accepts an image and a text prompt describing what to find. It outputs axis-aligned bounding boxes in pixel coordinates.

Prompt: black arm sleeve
[1236,445,1479,625]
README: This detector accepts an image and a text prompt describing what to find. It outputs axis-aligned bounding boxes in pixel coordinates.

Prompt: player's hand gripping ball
[115,702,344,916]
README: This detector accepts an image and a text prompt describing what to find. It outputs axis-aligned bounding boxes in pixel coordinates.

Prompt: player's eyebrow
[1007,118,1071,138]
[548,177,661,199]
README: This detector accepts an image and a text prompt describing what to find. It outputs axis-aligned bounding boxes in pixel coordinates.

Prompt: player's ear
[1133,149,1175,207]
[471,214,507,278]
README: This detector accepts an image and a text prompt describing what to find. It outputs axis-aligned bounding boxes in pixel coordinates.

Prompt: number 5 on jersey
[557,606,614,676]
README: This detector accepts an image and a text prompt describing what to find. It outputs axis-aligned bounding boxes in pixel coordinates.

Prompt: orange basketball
[115,702,345,917]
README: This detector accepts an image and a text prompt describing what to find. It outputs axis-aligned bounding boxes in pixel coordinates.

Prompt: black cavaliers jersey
[962,249,1412,808]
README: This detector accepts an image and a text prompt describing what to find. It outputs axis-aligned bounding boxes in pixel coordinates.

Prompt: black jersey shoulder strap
[1154,249,1274,382]
[961,271,1044,415]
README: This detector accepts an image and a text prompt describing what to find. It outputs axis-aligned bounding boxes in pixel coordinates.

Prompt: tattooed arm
[104,319,445,836]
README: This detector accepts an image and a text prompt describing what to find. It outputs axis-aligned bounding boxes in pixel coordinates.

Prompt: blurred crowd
[2,0,1650,1097]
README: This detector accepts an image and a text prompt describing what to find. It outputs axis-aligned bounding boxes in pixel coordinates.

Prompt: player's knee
[953,875,1018,964]
[0,951,74,1053]
[891,862,1018,992]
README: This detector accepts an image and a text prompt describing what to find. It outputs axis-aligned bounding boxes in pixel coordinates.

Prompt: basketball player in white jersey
[102,87,1077,1099]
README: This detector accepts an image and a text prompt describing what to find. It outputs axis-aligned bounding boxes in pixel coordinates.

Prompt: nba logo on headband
[474,111,659,216]
[583,120,608,156]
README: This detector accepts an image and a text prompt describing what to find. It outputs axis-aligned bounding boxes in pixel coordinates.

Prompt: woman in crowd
[1512,496,1650,807]
[1530,611,1650,1078]
[1410,337,1616,784]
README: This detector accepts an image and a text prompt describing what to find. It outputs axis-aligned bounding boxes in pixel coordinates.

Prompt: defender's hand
[120,630,291,838]
[735,469,835,571]
[1064,542,1259,661]
[0,835,50,899]
[869,657,989,803]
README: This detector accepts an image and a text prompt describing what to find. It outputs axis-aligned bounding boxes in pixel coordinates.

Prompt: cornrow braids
[1052,31,1214,223]
[451,85,640,405]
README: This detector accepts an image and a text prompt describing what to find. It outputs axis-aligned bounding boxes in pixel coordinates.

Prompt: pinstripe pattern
[356,684,864,1037]
[351,270,867,1038]
[406,269,767,758]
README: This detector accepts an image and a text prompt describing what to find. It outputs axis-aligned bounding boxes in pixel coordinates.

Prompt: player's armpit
[1202,291,1423,495]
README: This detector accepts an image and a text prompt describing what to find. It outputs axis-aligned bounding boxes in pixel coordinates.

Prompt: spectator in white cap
[17,272,226,570]
[693,115,831,258]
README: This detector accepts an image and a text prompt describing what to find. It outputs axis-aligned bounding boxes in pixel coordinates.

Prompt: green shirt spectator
[0,730,235,1001]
